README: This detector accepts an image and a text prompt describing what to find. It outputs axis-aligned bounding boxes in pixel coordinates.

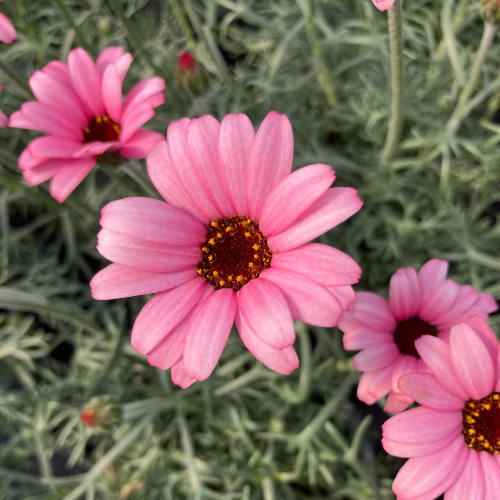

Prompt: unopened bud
[178,52,196,73]
[80,396,122,431]
[176,52,208,95]
[481,0,500,24]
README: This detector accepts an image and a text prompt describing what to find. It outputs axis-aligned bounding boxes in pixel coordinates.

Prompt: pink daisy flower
[338,260,497,413]
[372,0,395,12]
[382,315,500,500]
[10,47,165,203]
[0,1,16,45]
[90,111,363,388]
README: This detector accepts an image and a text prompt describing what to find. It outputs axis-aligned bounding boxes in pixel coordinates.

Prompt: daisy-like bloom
[382,315,500,500]
[338,260,497,413]
[10,47,165,202]
[372,0,395,12]
[90,111,363,388]
[0,1,16,45]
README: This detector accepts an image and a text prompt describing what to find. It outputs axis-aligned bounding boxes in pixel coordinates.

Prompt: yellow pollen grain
[248,262,255,268]
[217,232,223,239]
[468,429,476,435]
[245,232,251,237]
[208,238,215,245]
[228,276,233,281]
[494,395,499,400]
[253,244,260,250]
[254,254,259,260]
[202,247,209,253]
[197,269,202,275]
[219,280,225,286]
[225,226,235,232]
[482,403,492,410]
[236,275,243,282]
[96,116,102,123]
[213,271,219,277]
[208,255,213,261]
[211,221,219,227]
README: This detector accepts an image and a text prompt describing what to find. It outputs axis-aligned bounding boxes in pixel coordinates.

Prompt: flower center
[83,115,121,143]
[198,217,272,291]
[392,316,438,357]
[462,394,500,454]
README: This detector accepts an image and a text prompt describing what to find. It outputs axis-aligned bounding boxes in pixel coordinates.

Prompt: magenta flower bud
[372,0,395,12]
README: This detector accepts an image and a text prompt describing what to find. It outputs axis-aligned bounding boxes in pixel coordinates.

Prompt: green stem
[0,59,32,99]
[381,0,403,167]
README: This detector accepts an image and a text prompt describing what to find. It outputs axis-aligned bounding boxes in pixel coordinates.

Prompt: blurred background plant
[0,0,499,498]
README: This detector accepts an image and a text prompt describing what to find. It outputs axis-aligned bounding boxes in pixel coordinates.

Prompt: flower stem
[381,0,403,167]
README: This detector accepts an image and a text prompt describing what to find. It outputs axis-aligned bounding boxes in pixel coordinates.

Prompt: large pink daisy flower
[10,47,165,202]
[91,111,363,388]
[382,315,500,500]
[0,1,16,45]
[338,260,497,413]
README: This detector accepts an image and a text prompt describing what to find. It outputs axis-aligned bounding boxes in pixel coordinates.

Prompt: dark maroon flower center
[393,316,438,357]
[83,115,121,144]
[462,394,500,454]
[198,217,272,291]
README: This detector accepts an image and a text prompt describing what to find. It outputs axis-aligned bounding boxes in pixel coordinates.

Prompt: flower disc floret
[84,115,121,144]
[462,394,500,454]
[393,316,437,357]
[198,217,272,291]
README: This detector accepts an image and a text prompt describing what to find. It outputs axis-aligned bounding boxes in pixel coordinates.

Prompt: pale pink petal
[74,141,120,158]
[327,285,356,310]
[260,268,343,327]
[68,47,105,116]
[19,147,45,170]
[436,285,480,327]
[148,286,214,370]
[183,288,237,381]
[464,314,498,364]
[96,47,125,76]
[267,188,363,252]
[344,292,397,333]
[372,0,395,11]
[270,243,361,287]
[123,77,165,113]
[259,164,335,237]
[382,432,459,458]
[120,103,155,143]
[171,358,196,389]
[120,130,164,159]
[357,365,393,405]
[28,136,85,159]
[49,158,96,203]
[0,13,16,44]
[23,161,62,185]
[131,278,206,355]
[238,278,295,350]
[389,267,420,321]
[342,325,393,351]
[445,451,484,500]
[449,322,495,400]
[398,373,465,412]
[418,279,460,324]
[246,112,293,220]
[186,115,233,216]
[475,292,498,314]
[235,306,299,375]
[384,392,413,414]
[41,61,71,87]
[418,259,449,302]
[390,355,418,397]
[100,197,207,247]
[96,229,201,273]
[352,344,400,372]
[480,452,500,500]
[90,264,197,300]
[102,64,122,123]
[146,140,207,222]
[217,113,255,214]
[393,438,468,499]
[0,109,6,128]
[415,335,469,400]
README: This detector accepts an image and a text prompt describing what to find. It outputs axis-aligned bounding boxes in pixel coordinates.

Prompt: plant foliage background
[0,0,499,498]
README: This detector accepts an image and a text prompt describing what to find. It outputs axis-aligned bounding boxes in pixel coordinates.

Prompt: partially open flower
[372,0,395,12]
[382,315,500,499]
[91,111,363,388]
[80,396,122,431]
[10,47,165,202]
[338,260,497,413]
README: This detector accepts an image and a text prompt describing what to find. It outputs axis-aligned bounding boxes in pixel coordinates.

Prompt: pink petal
[384,391,413,414]
[436,285,479,327]
[131,278,206,355]
[392,437,468,499]
[146,140,207,222]
[342,325,393,351]
[352,344,400,372]
[345,292,397,333]
[418,279,460,324]
[74,141,120,158]
[41,61,71,87]
[100,197,207,247]
[19,147,46,170]
[171,358,196,389]
[49,158,96,203]
[389,267,420,321]
[217,113,255,215]
[235,306,299,375]
[120,103,155,143]
[123,77,165,113]
[102,64,122,123]
[120,130,164,159]
[449,322,495,400]
[268,187,363,252]
[90,264,197,300]
[418,259,449,302]
[259,164,335,237]
[238,278,295,350]
[96,47,125,76]
[183,288,237,381]
[445,450,484,500]
[382,432,459,458]
[186,115,233,216]
[390,354,418,396]
[246,112,293,220]
[415,335,469,400]
[357,365,393,405]
[270,243,361,287]
[327,285,355,310]
[372,0,395,11]
[480,452,500,500]
[28,136,85,159]
[398,373,465,412]
[22,159,67,186]
[68,47,105,116]
[0,13,16,44]
[464,314,498,365]
[96,229,201,273]
[0,109,8,128]
[260,268,343,327]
